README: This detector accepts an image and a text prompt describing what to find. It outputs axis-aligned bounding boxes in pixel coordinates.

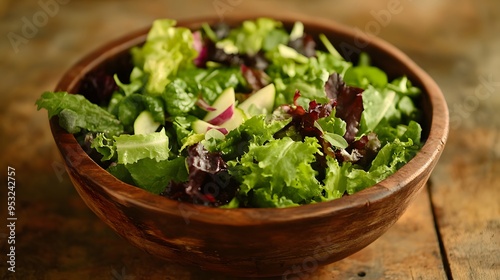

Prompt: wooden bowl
[49,15,448,277]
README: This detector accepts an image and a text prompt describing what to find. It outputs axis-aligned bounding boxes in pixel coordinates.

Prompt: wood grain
[325,186,446,280]
[430,128,500,279]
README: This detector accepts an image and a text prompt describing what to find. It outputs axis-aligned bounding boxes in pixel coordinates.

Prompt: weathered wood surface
[0,0,499,279]
[431,129,500,280]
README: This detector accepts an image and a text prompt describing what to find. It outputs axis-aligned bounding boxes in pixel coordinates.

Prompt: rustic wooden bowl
[49,15,448,277]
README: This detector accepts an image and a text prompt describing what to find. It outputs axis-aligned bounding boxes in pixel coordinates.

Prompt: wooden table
[0,0,498,279]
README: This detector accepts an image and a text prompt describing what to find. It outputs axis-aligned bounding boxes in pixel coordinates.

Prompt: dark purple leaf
[204,39,269,70]
[161,143,239,206]
[288,34,316,58]
[241,65,270,91]
[325,73,364,142]
[281,91,334,137]
[276,91,336,173]
[335,132,381,167]
[78,52,132,105]
[79,68,118,105]
[205,39,242,66]
[242,51,269,70]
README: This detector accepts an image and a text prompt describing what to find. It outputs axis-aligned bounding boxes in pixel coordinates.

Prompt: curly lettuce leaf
[282,76,330,108]
[323,158,351,200]
[359,83,421,137]
[130,19,198,95]
[91,133,116,161]
[35,91,123,135]
[113,129,170,165]
[314,51,352,77]
[375,120,422,145]
[231,137,322,207]
[202,115,291,159]
[267,44,352,108]
[316,111,348,149]
[346,121,422,194]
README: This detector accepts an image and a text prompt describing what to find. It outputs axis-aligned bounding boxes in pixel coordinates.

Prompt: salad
[36,18,423,208]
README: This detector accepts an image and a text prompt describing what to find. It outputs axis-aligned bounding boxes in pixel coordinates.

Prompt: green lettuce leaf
[323,158,351,200]
[216,18,287,55]
[91,133,116,161]
[161,67,245,117]
[387,76,421,98]
[343,66,388,89]
[359,81,422,137]
[282,76,329,108]
[107,91,124,116]
[162,67,245,117]
[116,93,165,132]
[162,79,198,117]
[125,157,188,194]
[176,67,246,104]
[346,121,422,194]
[268,50,351,107]
[105,155,188,194]
[398,95,421,122]
[171,115,199,147]
[316,111,348,149]
[130,19,198,95]
[107,164,135,185]
[203,115,291,159]
[113,128,170,165]
[375,120,422,145]
[359,86,398,134]
[231,137,322,207]
[112,67,148,98]
[314,51,352,77]
[35,91,123,135]
[345,168,378,195]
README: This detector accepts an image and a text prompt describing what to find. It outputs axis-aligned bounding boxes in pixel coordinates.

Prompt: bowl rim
[51,14,449,226]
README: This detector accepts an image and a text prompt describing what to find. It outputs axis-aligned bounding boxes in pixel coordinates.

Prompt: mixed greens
[36,18,423,208]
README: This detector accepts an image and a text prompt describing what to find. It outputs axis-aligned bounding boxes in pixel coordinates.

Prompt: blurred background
[0,0,499,279]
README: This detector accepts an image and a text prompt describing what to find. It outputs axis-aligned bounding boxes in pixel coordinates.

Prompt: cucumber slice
[203,87,235,125]
[238,83,275,117]
[134,111,160,135]
[192,119,228,135]
[221,108,247,131]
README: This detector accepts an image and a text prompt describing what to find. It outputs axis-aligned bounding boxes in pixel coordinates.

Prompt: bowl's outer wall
[50,15,448,277]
